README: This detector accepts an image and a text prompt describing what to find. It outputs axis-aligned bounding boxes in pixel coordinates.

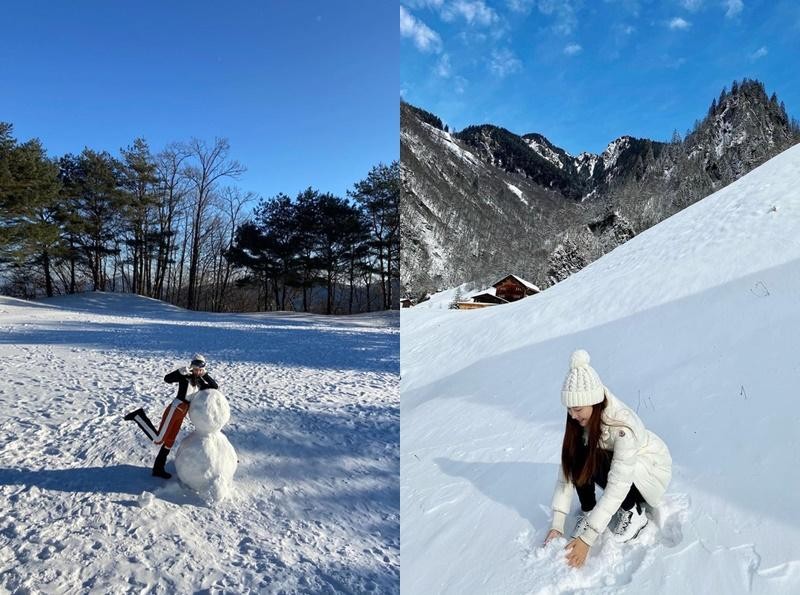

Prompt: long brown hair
[561,395,609,487]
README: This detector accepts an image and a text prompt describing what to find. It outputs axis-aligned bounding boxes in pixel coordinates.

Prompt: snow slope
[401,143,800,594]
[0,293,399,593]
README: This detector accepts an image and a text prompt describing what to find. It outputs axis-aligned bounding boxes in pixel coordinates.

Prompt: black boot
[152,446,172,479]
[126,408,158,440]
[124,407,143,421]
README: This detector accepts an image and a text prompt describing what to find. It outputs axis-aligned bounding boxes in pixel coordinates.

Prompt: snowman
[174,388,237,502]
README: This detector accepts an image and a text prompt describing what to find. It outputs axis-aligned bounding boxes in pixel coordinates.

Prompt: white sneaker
[613,503,648,542]
[571,510,592,538]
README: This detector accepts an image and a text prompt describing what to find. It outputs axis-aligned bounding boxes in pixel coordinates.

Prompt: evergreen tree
[348,161,400,309]
[314,193,365,314]
[58,149,126,291]
[294,188,325,311]
[225,221,277,311]
[256,193,303,310]
[120,138,158,295]
[449,287,462,309]
[0,124,62,296]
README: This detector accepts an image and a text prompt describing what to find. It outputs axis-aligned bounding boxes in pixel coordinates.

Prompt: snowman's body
[175,388,237,501]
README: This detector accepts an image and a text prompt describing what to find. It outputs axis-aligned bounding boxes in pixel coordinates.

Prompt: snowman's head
[188,389,230,433]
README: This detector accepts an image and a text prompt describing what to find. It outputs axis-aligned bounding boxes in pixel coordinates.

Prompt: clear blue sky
[1,0,398,201]
[401,0,800,155]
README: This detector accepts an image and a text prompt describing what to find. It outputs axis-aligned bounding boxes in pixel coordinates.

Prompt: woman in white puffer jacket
[543,350,672,568]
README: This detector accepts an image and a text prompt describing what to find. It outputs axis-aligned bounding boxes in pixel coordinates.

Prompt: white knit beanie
[561,349,605,407]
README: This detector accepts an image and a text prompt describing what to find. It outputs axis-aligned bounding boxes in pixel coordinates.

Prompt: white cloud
[400,6,443,53]
[453,75,469,95]
[664,56,687,69]
[668,17,691,29]
[489,48,522,77]
[750,46,768,61]
[605,0,641,17]
[507,0,535,13]
[537,0,579,35]
[405,0,446,8]
[442,0,499,26]
[605,23,636,60]
[681,0,703,11]
[725,0,743,18]
[564,43,583,55]
[436,54,452,77]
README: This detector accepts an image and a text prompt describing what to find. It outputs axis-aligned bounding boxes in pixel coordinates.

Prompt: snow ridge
[401,144,800,594]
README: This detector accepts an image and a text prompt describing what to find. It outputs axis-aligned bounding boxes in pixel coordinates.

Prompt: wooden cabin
[470,290,508,305]
[401,298,414,308]
[456,301,495,310]
[491,274,540,303]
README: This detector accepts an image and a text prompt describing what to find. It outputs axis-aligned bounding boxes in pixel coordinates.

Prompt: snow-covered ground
[401,143,800,594]
[0,293,399,593]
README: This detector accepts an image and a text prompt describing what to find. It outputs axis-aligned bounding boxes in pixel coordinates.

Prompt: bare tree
[153,143,192,301]
[183,138,245,310]
[213,186,256,311]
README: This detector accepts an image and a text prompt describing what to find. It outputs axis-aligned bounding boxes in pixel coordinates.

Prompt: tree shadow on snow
[0,319,398,374]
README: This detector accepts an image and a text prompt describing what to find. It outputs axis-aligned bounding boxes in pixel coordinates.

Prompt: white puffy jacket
[550,390,672,546]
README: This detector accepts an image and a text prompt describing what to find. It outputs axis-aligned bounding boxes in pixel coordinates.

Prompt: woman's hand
[543,529,562,546]
[565,537,590,568]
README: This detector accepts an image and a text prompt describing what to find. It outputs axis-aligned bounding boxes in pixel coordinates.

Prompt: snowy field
[0,293,399,594]
[401,144,800,594]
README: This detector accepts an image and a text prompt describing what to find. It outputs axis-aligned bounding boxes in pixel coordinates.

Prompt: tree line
[0,123,399,313]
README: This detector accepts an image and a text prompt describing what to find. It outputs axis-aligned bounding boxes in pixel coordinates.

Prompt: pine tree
[0,124,62,296]
[449,287,462,309]
[120,138,158,295]
[348,162,400,309]
[58,149,126,291]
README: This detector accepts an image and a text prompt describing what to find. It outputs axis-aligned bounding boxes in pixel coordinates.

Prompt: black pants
[573,444,645,513]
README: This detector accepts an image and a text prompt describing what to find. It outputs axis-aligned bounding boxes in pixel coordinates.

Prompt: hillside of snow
[0,293,399,593]
[401,144,800,594]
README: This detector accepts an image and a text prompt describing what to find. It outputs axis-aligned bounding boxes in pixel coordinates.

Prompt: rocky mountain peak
[401,78,800,298]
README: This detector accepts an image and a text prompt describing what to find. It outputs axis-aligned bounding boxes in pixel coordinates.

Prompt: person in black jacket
[124,353,219,478]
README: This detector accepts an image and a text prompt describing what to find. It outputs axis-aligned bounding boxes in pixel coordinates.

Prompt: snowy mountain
[400,144,800,593]
[402,79,800,298]
[0,293,399,593]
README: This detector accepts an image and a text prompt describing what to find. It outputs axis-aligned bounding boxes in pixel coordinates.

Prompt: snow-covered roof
[491,274,541,292]
[469,289,508,303]
[467,286,497,298]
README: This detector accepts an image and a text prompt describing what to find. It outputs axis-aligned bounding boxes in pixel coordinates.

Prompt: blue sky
[1,1,397,201]
[401,0,800,155]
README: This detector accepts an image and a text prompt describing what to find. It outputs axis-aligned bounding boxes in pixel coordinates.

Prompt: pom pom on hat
[570,349,591,369]
[561,349,605,408]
